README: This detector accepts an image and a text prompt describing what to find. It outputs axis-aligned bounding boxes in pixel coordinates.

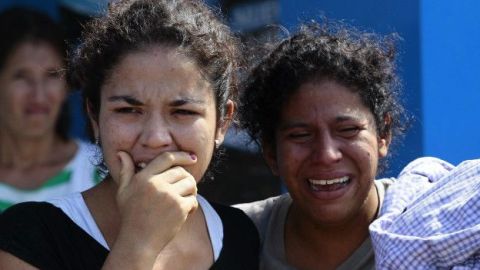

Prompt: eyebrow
[107,95,143,106]
[107,95,206,107]
[279,114,364,130]
[169,97,206,107]
[335,115,363,122]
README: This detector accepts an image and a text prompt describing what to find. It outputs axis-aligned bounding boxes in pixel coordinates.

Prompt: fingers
[184,194,198,214]
[148,166,197,197]
[140,151,197,176]
[117,151,135,191]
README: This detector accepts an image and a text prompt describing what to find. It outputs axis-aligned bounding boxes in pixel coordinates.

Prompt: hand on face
[115,150,198,251]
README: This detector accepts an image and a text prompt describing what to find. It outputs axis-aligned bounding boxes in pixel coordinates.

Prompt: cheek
[99,117,137,164]
[6,86,27,103]
[47,86,67,104]
[176,119,216,181]
[6,91,27,115]
[276,143,307,176]
[355,142,379,177]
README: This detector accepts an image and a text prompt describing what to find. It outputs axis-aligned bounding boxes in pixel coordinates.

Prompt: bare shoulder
[0,250,38,270]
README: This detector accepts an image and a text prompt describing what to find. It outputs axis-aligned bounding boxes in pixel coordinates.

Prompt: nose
[311,133,342,165]
[139,113,174,149]
[29,79,48,102]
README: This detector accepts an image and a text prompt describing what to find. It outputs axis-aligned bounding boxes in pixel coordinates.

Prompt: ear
[378,134,390,158]
[378,115,392,158]
[262,142,279,176]
[214,99,235,146]
[86,101,100,140]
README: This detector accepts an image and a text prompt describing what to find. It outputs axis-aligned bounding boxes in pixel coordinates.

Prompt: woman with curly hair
[236,22,407,270]
[0,1,259,269]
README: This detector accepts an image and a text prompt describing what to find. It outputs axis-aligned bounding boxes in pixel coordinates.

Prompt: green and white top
[0,141,101,212]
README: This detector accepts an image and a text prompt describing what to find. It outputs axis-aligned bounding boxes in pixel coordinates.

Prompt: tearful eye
[174,109,197,116]
[286,131,313,143]
[289,133,309,138]
[114,107,142,114]
[339,126,361,137]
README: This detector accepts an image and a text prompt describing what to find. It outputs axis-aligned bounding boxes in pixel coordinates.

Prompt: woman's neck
[285,184,379,269]
[0,131,62,170]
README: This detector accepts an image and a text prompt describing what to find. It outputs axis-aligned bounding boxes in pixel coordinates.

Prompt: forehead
[4,41,63,69]
[281,80,373,121]
[102,46,213,100]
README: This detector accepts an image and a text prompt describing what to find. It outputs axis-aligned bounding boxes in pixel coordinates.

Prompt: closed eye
[173,109,198,116]
[114,107,142,114]
[338,126,362,137]
[288,132,310,138]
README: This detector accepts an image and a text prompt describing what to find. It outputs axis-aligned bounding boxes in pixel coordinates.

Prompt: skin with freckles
[263,79,389,269]
[85,45,233,270]
[96,46,221,185]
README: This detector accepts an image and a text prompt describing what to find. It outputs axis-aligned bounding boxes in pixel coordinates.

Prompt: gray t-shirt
[236,179,393,270]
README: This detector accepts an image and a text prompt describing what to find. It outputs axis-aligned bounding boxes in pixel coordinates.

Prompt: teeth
[137,162,147,169]
[309,176,349,186]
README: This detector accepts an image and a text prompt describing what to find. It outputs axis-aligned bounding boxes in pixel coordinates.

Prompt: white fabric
[370,157,480,269]
[197,195,223,261]
[49,192,108,249]
[49,193,223,261]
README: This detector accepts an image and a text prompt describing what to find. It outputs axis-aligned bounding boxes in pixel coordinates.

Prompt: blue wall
[421,0,480,164]
[278,0,422,175]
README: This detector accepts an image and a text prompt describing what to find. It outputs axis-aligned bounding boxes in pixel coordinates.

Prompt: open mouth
[308,176,350,192]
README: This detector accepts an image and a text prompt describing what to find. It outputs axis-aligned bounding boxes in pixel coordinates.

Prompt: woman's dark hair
[240,21,407,162]
[69,0,240,141]
[0,7,70,140]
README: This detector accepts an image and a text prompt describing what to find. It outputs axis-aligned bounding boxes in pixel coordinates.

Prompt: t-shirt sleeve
[0,202,58,269]
[0,202,108,270]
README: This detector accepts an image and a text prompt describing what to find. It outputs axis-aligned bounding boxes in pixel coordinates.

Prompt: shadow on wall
[199,145,282,205]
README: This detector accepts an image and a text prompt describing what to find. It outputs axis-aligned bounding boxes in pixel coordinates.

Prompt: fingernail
[190,153,197,161]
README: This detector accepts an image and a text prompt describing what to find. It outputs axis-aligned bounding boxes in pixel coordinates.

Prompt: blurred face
[92,46,231,183]
[265,80,389,226]
[0,41,66,139]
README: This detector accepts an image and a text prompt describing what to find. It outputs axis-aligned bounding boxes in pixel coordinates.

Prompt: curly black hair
[0,7,70,141]
[69,0,240,141]
[68,0,240,178]
[240,21,407,158]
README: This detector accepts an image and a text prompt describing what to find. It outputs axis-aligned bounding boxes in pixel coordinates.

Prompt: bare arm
[0,250,39,270]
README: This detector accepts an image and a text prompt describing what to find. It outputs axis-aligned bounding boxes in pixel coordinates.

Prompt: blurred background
[1,0,479,204]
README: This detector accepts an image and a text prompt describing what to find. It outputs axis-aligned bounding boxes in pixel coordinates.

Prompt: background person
[0,0,259,269]
[237,22,406,270]
[0,7,98,212]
